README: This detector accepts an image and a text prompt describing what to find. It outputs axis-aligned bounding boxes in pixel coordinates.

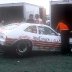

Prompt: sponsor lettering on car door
[37,26,61,50]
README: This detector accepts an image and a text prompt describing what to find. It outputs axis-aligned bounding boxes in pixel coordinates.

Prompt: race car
[0,22,71,56]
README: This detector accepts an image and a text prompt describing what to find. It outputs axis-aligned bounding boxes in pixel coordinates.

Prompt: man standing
[34,14,43,24]
[0,20,5,26]
[27,14,34,23]
[56,20,70,54]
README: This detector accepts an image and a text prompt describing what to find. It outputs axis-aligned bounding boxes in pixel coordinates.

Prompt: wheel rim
[16,43,27,55]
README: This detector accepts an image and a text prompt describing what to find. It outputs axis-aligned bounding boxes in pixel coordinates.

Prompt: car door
[37,26,61,50]
[23,25,42,48]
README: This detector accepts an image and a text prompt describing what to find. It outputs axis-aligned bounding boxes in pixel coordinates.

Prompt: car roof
[14,22,51,28]
[1,22,58,35]
[11,22,53,31]
[1,22,51,30]
[20,23,58,35]
[2,22,53,31]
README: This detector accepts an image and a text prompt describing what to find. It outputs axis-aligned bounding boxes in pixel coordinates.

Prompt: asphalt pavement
[0,51,72,72]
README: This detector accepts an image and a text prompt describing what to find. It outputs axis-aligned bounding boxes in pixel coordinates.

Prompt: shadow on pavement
[0,51,72,59]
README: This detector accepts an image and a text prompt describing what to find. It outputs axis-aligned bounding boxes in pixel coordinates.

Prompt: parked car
[0,22,71,56]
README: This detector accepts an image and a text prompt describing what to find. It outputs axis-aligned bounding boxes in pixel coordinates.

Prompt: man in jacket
[56,20,71,54]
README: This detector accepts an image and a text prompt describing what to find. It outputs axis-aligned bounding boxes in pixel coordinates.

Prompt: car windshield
[1,23,20,30]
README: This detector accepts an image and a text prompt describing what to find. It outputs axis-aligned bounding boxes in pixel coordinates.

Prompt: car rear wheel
[14,40,32,57]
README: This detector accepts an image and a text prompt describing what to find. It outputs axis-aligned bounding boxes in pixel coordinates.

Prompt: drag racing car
[0,22,71,56]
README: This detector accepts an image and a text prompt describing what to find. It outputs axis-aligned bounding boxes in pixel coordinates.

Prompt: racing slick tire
[14,40,32,57]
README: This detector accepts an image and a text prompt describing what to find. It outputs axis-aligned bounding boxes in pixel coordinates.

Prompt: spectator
[34,14,43,24]
[46,19,51,26]
[0,20,5,26]
[56,20,70,54]
[27,14,34,23]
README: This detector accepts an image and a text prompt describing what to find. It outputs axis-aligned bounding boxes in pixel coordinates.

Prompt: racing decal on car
[32,40,61,48]
[33,36,50,42]
[5,35,31,45]
[5,37,17,45]
[33,36,61,43]
[32,36,61,48]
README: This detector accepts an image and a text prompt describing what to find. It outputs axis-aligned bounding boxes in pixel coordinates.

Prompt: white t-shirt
[35,18,43,24]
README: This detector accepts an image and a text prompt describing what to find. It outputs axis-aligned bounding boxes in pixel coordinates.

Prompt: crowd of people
[27,14,43,24]
[0,14,51,26]
[26,14,51,26]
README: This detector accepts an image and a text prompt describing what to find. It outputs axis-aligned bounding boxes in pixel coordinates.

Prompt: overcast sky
[0,0,59,15]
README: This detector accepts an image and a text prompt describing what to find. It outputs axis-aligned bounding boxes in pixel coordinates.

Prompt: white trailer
[24,3,40,20]
[0,2,46,24]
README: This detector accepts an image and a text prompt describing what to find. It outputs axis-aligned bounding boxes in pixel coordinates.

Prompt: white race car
[0,22,71,56]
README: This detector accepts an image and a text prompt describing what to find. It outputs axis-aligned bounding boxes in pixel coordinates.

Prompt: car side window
[38,26,56,35]
[25,26,37,33]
